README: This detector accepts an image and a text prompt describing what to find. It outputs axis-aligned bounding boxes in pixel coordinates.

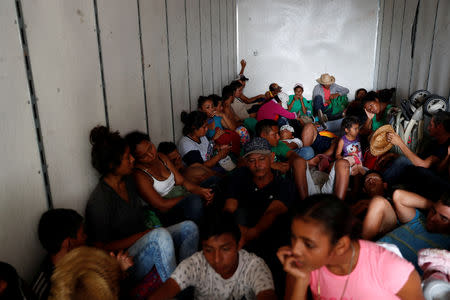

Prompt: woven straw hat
[49,246,121,300]
[316,73,335,85]
[370,125,395,156]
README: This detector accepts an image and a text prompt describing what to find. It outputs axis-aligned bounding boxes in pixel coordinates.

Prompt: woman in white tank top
[125,131,214,225]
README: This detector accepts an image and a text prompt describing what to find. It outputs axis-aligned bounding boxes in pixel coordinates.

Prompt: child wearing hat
[280,125,303,149]
[287,83,314,124]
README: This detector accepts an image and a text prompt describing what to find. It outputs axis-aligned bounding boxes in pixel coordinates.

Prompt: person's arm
[240,200,288,248]
[387,132,438,168]
[277,246,310,300]
[312,84,322,99]
[203,145,231,168]
[395,270,424,300]
[97,229,151,252]
[160,154,213,202]
[224,105,241,126]
[300,98,307,115]
[437,145,450,173]
[239,59,246,75]
[392,189,432,223]
[134,171,185,212]
[224,197,239,213]
[335,138,344,160]
[360,109,374,135]
[287,97,296,112]
[239,93,266,104]
[147,278,181,300]
[273,102,297,119]
[333,84,349,96]
[216,112,236,130]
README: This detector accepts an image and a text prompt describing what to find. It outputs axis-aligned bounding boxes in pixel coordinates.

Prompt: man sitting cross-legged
[364,190,450,274]
[148,212,276,300]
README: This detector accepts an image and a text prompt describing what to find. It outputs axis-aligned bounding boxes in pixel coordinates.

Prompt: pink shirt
[323,86,331,106]
[310,240,415,300]
[256,99,296,121]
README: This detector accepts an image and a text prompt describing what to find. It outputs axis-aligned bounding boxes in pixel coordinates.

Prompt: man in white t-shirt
[148,213,276,300]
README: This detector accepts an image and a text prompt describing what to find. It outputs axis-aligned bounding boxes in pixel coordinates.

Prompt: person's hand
[217,144,232,159]
[293,94,301,101]
[364,108,375,120]
[238,225,249,249]
[272,161,290,173]
[213,128,225,140]
[447,145,450,156]
[386,132,403,146]
[199,187,214,203]
[214,110,224,117]
[240,59,246,68]
[277,246,311,282]
[329,93,339,100]
[110,250,134,272]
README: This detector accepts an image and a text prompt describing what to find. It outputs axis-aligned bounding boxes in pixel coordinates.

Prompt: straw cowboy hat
[49,246,121,300]
[316,73,335,85]
[370,124,395,156]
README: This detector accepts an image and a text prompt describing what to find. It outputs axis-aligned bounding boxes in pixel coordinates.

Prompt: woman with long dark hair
[85,126,198,283]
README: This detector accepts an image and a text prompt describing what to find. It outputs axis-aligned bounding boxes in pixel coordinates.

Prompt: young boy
[148,213,276,300]
[32,209,87,300]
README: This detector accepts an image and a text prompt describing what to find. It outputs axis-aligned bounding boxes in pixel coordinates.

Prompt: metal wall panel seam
[408,0,421,96]
[226,0,229,82]
[218,0,223,87]
[210,0,214,93]
[395,0,407,95]
[198,0,204,94]
[426,0,439,91]
[165,0,176,142]
[184,0,192,110]
[137,0,150,134]
[93,0,109,128]
[385,0,396,88]
[233,0,237,77]
[15,0,53,209]
[374,0,385,89]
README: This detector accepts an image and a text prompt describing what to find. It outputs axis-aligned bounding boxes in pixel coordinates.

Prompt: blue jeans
[128,221,198,282]
[313,95,343,120]
[293,146,315,160]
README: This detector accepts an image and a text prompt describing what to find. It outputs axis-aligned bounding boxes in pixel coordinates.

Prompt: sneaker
[317,109,328,130]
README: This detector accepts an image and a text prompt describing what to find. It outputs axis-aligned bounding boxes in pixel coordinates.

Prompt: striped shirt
[378,209,450,274]
[31,258,53,300]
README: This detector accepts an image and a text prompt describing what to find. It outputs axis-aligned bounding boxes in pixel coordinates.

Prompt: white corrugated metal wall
[0,0,236,281]
[237,0,379,100]
[374,0,449,103]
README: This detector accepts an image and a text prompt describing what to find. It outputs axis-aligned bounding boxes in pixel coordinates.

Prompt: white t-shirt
[278,92,290,109]
[170,250,274,300]
[281,138,303,148]
[178,136,212,163]
[231,97,251,120]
